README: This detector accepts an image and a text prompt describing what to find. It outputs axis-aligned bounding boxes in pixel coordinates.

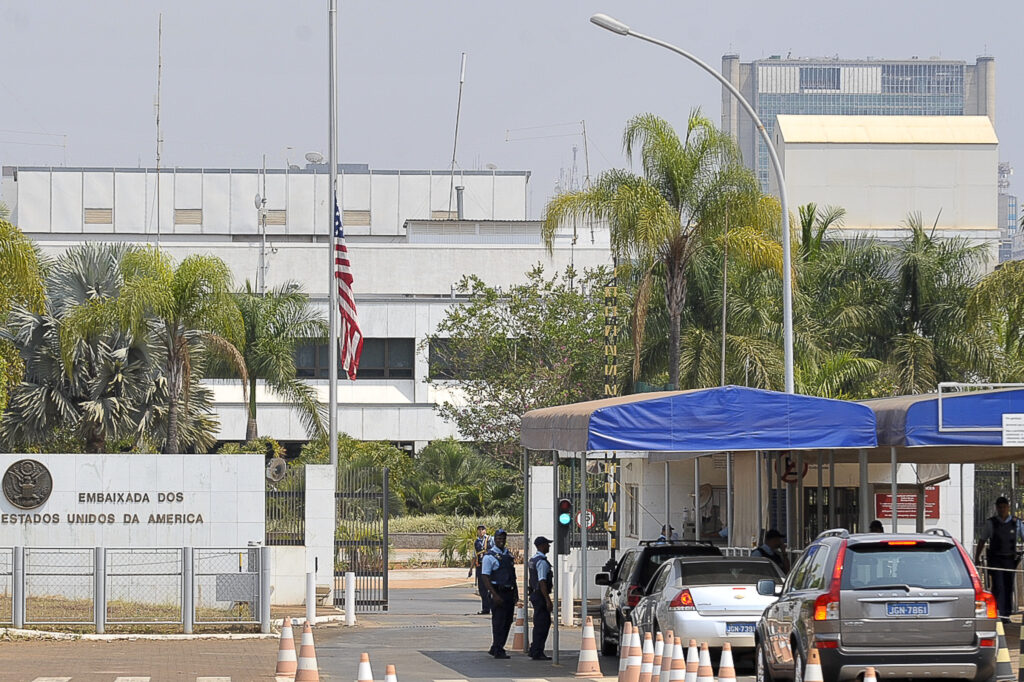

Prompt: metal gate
[334,466,389,612]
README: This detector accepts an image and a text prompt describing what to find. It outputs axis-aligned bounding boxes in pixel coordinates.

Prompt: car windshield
[678,560,782,585]
[840,542,972,590]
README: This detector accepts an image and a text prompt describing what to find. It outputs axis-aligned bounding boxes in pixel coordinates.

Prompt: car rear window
[679,560,782,585]
[840,542,971,590]
[636,547,722,587]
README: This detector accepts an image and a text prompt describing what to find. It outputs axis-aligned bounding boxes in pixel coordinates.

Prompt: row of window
[80,208,370,227]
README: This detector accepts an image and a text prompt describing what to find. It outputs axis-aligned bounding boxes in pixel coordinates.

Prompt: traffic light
[557,497,572,555]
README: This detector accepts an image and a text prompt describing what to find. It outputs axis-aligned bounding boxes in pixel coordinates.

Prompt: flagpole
[327,0,339,467]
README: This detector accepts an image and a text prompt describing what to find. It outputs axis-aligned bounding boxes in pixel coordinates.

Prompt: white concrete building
[1,163,612,449]
[772,115,1001,266]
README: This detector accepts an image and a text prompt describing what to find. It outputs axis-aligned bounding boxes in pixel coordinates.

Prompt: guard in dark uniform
[467,525,492,614]
[528,536,553,660]
[480,528,518,658]
[975,496,1023,620]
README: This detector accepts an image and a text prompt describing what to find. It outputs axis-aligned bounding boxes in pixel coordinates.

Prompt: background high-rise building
[999,162,1021,263]
[722,54,996,190]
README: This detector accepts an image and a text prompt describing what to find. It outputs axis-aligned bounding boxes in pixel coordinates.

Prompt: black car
[594,540,722,656]
[754,528,998,681]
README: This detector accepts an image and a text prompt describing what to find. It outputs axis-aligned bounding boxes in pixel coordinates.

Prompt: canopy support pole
[960,464,967,544]
[816,452,823,538]
[796,452,804,547]
[552,450,560,665]
[859,449,870,533]
[579,452,587,631]
[916,483,925,533]
[890,447,898,533]
[726,452,734,546]
[664,462,671,535]
[756,451,764,546]
[828,450,836,528]
[522,448,530,652]
[694,458,701,541]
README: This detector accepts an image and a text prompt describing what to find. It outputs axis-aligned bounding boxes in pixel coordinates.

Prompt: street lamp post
[590,13,795,395]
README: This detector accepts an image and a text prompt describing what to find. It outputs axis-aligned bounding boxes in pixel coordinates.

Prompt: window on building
[174,208,203,225]
[627,484,640,537]
[84,208,113,224]
[293,339,414,380]
[265,209,287,226]
[343,210,371,226]
[799,66,840,91]
[428,338,471,380]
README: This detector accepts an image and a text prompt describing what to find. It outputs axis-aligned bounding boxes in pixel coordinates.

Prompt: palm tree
[797,203,846,262]
[0,216,45,411]
[969,260,1024,381]
[234,280,328,440]
[543,111,778,389]
[62,249,247,453]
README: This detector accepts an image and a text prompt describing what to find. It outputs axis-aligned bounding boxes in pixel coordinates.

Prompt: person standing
[974,496,1023,620]
[752,529,790,572]
[869,519,884,533]
[527,536,553,660]
[481,529,518,658]
[467,525,493,614]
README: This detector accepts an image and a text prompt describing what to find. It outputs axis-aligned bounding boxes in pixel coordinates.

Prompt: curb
[271,614,350,628]
[0,627,279,642]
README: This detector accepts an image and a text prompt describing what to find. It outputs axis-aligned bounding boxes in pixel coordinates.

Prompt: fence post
[345,571,356,626]
[13,546,24,629]
[260,546,271,634]
[183,546,194,635]
[94,547,105,634]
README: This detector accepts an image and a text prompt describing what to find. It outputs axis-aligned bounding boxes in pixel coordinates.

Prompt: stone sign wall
[0,454,264,547]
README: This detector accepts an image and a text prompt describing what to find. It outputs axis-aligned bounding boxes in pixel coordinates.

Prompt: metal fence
[267,465,305,546]
[2,546,269,633]
[335,466,389,612]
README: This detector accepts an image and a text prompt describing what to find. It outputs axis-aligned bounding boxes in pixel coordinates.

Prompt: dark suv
[754,528,998,681]
[595,540,722,656]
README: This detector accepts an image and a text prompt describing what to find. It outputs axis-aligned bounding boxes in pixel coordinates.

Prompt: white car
[630,556,784,650]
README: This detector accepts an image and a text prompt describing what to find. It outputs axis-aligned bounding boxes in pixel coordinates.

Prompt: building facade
[998,162,1022,263]
[1,164,612,450]
[722,54,996,190]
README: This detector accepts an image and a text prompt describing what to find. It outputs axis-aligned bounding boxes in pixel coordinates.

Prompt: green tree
[0,216,45,412]
[797,203,846,262]
[298,433,413,513]
[405,438,517,516]
[425,264,611,466]
[232,281,327,441]
[62,249,247,453]
[969,259,1024,381]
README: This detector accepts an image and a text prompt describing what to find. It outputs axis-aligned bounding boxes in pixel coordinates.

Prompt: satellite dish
[699,483,714,511]
[305,151,324,164]
[266,457,287,482]
[254,193,263,210]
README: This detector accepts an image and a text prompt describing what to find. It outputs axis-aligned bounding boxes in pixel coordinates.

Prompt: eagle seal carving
[2,459,53,510]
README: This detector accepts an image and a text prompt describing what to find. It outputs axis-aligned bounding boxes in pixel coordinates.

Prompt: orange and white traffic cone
[669,637,686,681]
[695,643,714,682]
[275,616,298,678]
[384,663,398,682]
[658,630,674,682]
[651,632,665,682]
[618,621,633,682]
[863,666,877,682]
[716,642,736,682]
[684,639,698,682]
[512,601,525,652]
[625,626,642,682]
[355,652,373,682]
[294,621,320,682]
[574,616,602,678]
[639,631,655,682]
[803,647,824,682]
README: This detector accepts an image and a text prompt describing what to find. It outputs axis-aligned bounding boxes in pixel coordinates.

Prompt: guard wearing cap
[468,525,493,614]
[481,528,518,658]
[527,536,553,660]
[752,529,790,572]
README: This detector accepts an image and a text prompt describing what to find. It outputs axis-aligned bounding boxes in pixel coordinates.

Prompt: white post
[182,546,193,634]
[561,566,573,626]
[306,571,317,625]
[94,547,105,634]
[260,546,272,634]
[13,547,24,629]
[345,571,356,626]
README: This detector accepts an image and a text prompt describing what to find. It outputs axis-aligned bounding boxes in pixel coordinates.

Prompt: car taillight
[954,540,998,619]
[669,588,696,611]
[813,540,847,621]
[626,584,643,608]
[981,638,996,647]
[885,541,921,546]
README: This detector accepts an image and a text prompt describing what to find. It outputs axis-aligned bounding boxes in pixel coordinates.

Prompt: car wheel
[599,617,617,657]
[792,648,803,682]
[755,641,775,682]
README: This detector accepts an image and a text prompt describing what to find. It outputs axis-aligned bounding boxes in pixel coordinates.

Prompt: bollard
[13,546,24,629]
[94,547,105,634]
[260,546,271,634]
[561,566,574,626]
[305,571,317,625]
[345,571,356,626]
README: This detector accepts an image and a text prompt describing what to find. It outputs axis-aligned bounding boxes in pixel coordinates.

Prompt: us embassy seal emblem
[2,459,53,510]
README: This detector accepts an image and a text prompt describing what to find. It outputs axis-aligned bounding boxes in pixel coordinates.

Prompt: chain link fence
[106,548,183,624]
[193,548,261,625]
[0,547,12,625]
[24,548,95,624]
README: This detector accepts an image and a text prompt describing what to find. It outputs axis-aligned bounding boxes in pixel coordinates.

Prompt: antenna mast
[155,13,163,248]
[447,53,467,217]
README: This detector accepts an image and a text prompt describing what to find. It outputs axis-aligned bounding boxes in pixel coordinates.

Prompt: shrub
[388,513,522,534]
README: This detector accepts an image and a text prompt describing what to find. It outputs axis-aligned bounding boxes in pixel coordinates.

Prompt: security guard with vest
[481,528,518,658]
[527,536,553,660]
[975,496,1024,620]
[467,525,493,614]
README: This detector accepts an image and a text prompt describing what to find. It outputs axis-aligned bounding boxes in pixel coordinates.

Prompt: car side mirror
[757,579,781,596]
[595,572,611,586]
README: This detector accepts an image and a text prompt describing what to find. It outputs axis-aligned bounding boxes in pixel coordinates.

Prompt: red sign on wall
[875,487,940,520]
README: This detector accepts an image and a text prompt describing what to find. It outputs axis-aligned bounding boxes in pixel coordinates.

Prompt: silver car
[631,556,784,649]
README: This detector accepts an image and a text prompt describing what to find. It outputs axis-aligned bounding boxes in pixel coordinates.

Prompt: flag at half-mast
[334,200,363,379]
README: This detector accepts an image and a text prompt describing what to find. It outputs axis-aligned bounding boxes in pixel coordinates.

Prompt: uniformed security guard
[975,496,1024,620]
[480,528,518,658]
[527,536,553,660]
[467,525,493,614]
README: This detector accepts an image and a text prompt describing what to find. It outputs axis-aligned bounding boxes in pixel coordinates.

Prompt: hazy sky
[1,2,1019,217]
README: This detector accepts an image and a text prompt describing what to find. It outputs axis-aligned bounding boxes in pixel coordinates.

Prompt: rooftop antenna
[447,52,467,219]
[155,12,163,248]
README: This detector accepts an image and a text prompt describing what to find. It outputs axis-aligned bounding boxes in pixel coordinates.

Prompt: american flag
[334,200,363,379]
